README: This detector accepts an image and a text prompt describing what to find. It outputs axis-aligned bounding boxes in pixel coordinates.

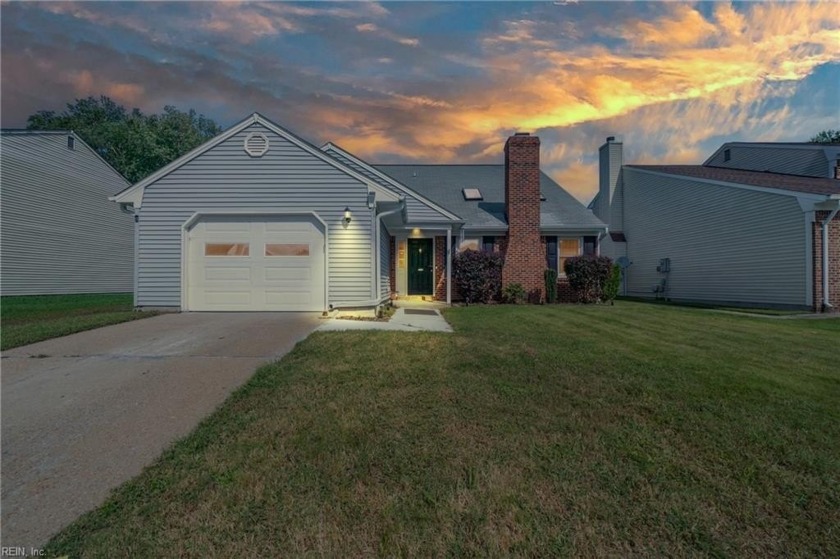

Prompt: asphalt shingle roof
[373,164,605,230]
[628,165,840,196]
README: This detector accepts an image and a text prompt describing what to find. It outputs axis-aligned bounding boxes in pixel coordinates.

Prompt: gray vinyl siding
[707,146,828,177]
[596,142,622,226]
[380,226,390,300]
[622,168,807,306]
[136,123,373,307]
[0,133,132,295]
[324,149,453,223]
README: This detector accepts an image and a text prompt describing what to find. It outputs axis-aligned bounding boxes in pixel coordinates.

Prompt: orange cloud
[67,70,145,106]
[318,1,838,202]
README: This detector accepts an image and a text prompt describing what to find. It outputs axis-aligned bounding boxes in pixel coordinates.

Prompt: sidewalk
[318,308,453,332]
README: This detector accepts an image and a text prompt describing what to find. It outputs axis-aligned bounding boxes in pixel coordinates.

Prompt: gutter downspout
[119,203,139,308]
[332,198,405,310]
[374,197,406,306]
[821,206,839,311]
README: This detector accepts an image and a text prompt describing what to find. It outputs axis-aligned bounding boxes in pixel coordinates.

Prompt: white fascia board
[320,142,462,221]
[627,167,831,208]
[541,225,608,234]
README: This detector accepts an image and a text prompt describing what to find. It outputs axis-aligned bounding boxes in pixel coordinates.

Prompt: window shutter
[583,236,597,256]
[482,236,495,252]
[546,236,558,272]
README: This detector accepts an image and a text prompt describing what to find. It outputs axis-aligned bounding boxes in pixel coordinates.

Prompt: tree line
[27,96,222,183]
[25,96,839,184]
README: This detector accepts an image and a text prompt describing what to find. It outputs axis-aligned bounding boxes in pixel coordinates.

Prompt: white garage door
[187,215,325,311]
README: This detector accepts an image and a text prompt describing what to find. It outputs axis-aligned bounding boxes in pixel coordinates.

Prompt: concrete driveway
[1,312,319,549]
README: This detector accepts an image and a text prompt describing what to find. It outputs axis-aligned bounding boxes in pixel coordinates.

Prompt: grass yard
[0,293,157,350]
[45,302,839,557]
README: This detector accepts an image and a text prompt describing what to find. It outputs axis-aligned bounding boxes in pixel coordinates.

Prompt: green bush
[563,255,614,303]
[544,269,558,304]
[452,250,503,304]
[603,264,621,305]
[502,283,526,304]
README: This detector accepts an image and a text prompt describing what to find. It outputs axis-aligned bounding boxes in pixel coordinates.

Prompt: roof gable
[1,130,130,190]
[111,113,399,207]
[374,164,605,231]
[320,143,460,223]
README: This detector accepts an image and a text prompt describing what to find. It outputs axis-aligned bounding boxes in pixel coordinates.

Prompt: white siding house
[0,130,133,296]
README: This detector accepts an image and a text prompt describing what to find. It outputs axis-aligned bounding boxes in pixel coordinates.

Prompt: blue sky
[2,1,838,201]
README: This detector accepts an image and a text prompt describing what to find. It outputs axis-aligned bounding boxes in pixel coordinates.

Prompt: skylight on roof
[462,188,483,201]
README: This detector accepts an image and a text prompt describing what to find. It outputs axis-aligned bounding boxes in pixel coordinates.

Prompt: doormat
[403,309,439,316]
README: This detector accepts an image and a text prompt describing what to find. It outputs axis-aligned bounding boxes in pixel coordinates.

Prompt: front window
[458,237,479,252]
[482,236,495,252]
[559,238,582,275]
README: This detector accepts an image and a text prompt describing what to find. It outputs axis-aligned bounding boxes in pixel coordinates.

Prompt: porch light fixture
[343,207,352,225]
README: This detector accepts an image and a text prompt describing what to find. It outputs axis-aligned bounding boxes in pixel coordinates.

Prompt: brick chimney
[502,132,545,300]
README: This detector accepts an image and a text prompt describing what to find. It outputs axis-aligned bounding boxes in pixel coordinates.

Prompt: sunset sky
[2,1,838,202]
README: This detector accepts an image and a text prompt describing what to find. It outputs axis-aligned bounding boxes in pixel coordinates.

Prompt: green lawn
[45,303,839,557]
[1,293,157,350]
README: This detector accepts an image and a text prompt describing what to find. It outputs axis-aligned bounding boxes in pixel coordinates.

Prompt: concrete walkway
[1,312,319,549]
[318,308,453,332]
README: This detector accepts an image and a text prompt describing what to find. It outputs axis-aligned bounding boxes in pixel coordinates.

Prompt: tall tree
[26,96,223,182]
[809,129,840,144]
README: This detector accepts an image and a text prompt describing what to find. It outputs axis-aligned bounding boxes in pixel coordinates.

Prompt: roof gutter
[820,203,840,311]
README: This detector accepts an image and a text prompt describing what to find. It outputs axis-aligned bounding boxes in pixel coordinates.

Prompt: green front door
[407,238,434,295]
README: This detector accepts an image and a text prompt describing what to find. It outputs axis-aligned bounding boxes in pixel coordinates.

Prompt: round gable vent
[244,132,269,157]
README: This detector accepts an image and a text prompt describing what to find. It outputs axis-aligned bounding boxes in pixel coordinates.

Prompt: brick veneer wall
[389,236,396,297]
[502,134,545,302]
[434,236,447,301]
[813,210,840,312]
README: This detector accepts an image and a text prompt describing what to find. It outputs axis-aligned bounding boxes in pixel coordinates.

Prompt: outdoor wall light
[343,207,352,225]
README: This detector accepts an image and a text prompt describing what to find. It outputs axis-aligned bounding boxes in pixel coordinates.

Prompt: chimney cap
[514,132,530,136]
[606,136,616,142]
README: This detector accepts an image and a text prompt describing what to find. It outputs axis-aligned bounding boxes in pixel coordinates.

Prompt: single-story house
[111,112,606,312]
[591,138,840,311]
[0,130,133,296]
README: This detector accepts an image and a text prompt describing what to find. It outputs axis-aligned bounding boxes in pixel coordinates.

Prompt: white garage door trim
[180,211,328,311]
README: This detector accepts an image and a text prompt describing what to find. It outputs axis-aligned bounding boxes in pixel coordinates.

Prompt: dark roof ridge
[371,163,503,167]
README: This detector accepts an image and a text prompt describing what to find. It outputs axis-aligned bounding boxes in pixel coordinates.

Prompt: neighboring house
[0,130,133,296]
[591,138,840,311]
[111,112,605,312]
[704,142,840,179]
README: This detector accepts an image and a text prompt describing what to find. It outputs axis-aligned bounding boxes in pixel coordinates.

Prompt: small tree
[502,283,526,304]
[809,130,840,144]
[563,255,614,303]
[452,250,503,304]
[603,264,621,305]
[544,269,558,303]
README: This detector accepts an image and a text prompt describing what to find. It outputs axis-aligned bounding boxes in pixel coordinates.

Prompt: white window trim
[558,237,583,277]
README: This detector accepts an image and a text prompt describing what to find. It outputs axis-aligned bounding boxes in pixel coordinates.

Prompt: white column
[446,227,452,305]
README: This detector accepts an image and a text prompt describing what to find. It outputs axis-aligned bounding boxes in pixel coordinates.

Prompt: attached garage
[111,113,406,311]
[184,214,326,311]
